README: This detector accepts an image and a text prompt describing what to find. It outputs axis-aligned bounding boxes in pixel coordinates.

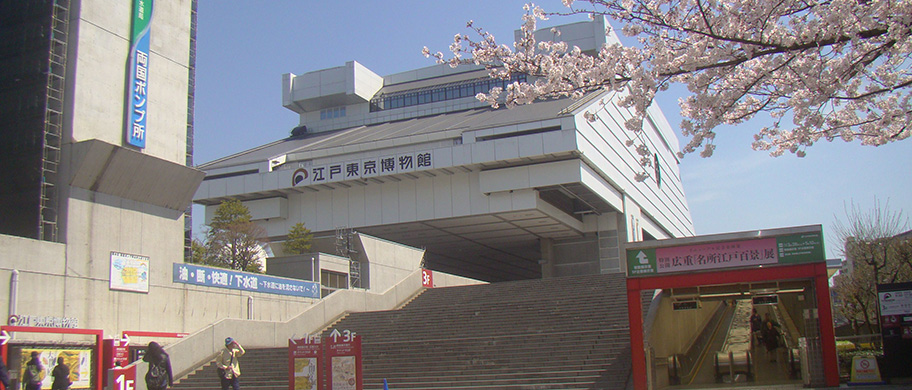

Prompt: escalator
[664,299,804,389]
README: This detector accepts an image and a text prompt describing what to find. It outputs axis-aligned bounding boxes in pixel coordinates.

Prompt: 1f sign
[113,366,136,390]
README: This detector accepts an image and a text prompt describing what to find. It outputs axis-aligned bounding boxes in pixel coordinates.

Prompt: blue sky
[192,1,911,258]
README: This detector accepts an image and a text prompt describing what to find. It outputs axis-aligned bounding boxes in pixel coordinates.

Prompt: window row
[369,74,527,112]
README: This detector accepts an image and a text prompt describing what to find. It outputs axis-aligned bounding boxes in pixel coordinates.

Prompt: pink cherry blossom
[427,0,912,175]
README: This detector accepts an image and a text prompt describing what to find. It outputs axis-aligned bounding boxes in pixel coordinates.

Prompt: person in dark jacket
[50,357,70,390]
[0,356,11,390]
[143,342,173,390]
[21,352,44,390]
[763,321,781,362]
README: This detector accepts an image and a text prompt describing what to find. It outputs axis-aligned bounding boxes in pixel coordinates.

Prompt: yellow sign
[849,355,884,384]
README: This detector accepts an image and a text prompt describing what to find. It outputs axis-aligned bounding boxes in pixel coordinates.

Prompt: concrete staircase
[172,273,632,390]
[169,348,287,390]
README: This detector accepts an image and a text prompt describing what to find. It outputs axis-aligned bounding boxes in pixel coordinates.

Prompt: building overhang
[66,139,204,211]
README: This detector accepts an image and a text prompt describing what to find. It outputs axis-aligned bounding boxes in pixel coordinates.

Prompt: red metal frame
[0,326,105,390]
[626,262,839,390]
[121,331,189,339]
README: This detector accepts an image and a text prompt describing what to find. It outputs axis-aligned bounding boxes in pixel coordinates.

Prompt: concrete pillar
[540,238,555,279]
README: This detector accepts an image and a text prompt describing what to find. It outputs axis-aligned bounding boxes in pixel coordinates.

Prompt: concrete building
[194,17,695,283]
[0,1,471,365]
[0,0,210,340]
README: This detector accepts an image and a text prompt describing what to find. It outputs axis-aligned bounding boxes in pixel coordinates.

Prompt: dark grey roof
[199,96,584,171]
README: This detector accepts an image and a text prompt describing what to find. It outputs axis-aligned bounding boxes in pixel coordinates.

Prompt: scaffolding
[335,226,362,288]
[0,0,69,241]
[38,0,70,242]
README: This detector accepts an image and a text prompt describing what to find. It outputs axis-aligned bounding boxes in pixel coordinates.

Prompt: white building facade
[195,18,694,283]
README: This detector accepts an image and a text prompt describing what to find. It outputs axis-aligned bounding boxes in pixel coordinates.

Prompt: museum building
[194,17,695,284]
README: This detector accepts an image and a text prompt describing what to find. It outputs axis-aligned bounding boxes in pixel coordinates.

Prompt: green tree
[204,199,268,273]
[283,222,314,255]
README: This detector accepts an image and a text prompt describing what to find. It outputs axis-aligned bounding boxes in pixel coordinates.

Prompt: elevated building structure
[194,18,695,283]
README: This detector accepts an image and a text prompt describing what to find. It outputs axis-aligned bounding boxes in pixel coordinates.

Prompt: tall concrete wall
[1,232,318,341]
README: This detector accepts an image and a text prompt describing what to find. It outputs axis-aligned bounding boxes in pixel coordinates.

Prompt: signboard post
[102,337,131,387]
[325,330,362,390]
[109,365,136,390]
[422,269,433,288]
[288,336,322,390]
[877,282,912,379]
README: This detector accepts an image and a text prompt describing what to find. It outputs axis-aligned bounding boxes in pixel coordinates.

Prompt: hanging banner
[125,0,153,148]
[173,263,321,298]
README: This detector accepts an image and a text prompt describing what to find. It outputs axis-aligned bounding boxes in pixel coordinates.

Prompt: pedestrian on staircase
[143,341,173,390]
[217,337,245,390]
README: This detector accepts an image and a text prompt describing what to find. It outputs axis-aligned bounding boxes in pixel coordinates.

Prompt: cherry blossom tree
[425,0,912,177]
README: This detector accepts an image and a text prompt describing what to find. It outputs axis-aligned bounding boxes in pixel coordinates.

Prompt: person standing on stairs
[217,337,245,390]
[143,341,173,390]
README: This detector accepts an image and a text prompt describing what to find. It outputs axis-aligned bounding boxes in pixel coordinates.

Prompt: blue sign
[172,263,321,298]
[125,0,153,148]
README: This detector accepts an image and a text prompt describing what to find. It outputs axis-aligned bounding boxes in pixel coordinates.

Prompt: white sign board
[110,251,150,293]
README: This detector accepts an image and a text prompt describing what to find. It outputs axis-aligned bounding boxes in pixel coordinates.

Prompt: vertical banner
[125,0,154,148]
[325,330,362,390]
[288,336,322,390]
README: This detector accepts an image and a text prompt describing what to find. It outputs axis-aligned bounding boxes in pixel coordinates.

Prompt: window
[320,107,346,120]
[321,269,348,290]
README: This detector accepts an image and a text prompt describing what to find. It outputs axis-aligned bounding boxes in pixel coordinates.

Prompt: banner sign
[125,0,153,148]
[110,252,150,293]
[173,263,320,298]
[627,231,824,277]
[291,150,434,187]
[325,330,363,390]
[289,336,322,390]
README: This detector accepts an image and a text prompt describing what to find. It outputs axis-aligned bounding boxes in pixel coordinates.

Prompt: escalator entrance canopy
[624,225,840,390]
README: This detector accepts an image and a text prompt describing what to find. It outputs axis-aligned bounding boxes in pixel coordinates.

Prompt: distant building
[194,17,695,283]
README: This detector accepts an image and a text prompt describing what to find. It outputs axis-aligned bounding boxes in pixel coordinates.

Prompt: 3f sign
[115,374,135,390]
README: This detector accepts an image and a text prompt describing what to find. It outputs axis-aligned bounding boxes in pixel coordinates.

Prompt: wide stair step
[173,273,633,390]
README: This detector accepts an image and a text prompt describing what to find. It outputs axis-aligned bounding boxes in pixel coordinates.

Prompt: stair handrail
[126,268,431,390]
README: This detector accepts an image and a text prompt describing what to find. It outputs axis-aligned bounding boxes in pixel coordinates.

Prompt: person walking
[216,337,245,390]
[0,356,11,390]
[763,321,781,362]
[143,342,173,390]
[749,308,762,348]
[21,352,44,390]
[50,357,70,390]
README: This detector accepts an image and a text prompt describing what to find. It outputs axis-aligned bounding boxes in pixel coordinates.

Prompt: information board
[325,330,363,390]
[289,336,322,390]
